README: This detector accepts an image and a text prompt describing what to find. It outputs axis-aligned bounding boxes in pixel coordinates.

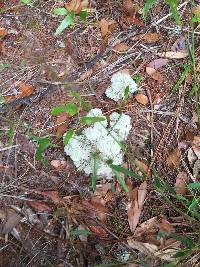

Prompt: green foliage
[113,169,129,193]
[0,63,11,72]
[143,0,157,19]
[165,0,181,25]
[20,0,33,6]
[79,116,106,125]
[53,6,88,35]
[109,164,142,180]
[92,155,98,191]
[188,182,200,189]
[133,74,142,85]
[51,102,78,116]
[30,134,57,161]
[70,229,93,236]
[63,129,74,145]
[143,0,181,25]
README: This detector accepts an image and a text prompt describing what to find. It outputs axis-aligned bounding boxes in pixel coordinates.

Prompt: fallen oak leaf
[148,58,169,69]
[174,172,188,195]
[166,148,181,167]
[113,43,129,52]
[127,181,147,233]
[132,33,161,43]
[27,201,52,212]
[0,28,8,38]
[134,94,149,105]
[157,50,188,59]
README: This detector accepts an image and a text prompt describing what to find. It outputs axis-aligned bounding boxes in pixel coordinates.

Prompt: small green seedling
[20,0,33,6]
[53,7,88,35]
[30,134,57,162]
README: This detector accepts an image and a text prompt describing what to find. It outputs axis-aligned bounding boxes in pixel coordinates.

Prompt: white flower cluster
[64,108,132,179]
[105,72,138,101]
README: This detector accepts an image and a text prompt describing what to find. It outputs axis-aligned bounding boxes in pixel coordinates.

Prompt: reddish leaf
[55,112,69,138]
[88,225,108,237]
[134,94,149,105]
[0,28,8,38]
[27,201,52,212]
[39,191,60,205]
[127,181,147,233]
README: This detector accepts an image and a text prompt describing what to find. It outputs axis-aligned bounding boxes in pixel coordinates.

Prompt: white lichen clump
[105,72,138,101]
[64,108,132,179]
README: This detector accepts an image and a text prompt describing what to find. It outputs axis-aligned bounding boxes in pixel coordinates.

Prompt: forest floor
[0,0,200,266]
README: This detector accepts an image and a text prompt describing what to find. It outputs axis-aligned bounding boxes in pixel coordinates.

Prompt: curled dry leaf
[65,0,88,14]
[55,112,69,138]
[51,159,67,170]
[88,225,108,237]
[127,238,159,256]
[113,43,129,52]
[174,171,188,195]
[122,0,140,16]
[0,209,22,235]
[39,191,60,205]
[148,58,168,69]
[0,28,8,38]
[127,181,147,233]
[132,33,161,43]
[27,201,52,212]
[99,18,109,39]
[157,50,188,59]
[78,68,93,81]
[166,148,181,167]
[171,36,186,52]
[5,82,34,103]
[134,94,149,105]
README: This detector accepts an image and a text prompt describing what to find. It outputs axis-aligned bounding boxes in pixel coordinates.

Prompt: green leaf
[0,63,11,72]
[53,7,68,16]
[165,0,181,25]
[79,116,106,125]
[69,91,82,100]
[0,95,5,105]
[80,100,92,111]
[20,0,33,6]
[133,74,142,85]
[109,164,142,180]
[63,129,74,145]
[191,16,200,23]
[70,229,93,236]
[171,234,194,248]
[65,102,78,116]
[188,182,200,189]
[51,105,67,116]
[114,170,129,193]
[91,156,98,191]
[79,10,88,21]
[55,13,75,35]
[143,0,157,18]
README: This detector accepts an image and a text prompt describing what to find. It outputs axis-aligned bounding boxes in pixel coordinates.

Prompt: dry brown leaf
[123,0,140,15]
[0,28,8,38]
[88,225,108,237]
[78,68,93,81]
[0,41,6,54]
[127,238,158,255]
[146,66,156,75]
[135,159,149,173]
[192,136,200,159]
[0,209,22,235]
[51,159,67,170]
[127,181,147,233]
[192,5,200,16]
[5,82,34,103]
[174,172,188,195]
[135,94,149,105]
[148,58,168,69]
[166,148,181,167]
[171,36,186,52]
[39,191,60,205]
[55,113,69,138]
[113,43,129,52]
[188,147,197,166]
[133,33,161,43]
[193,159,200,179]
[27,201,52,212]
[157,50,188,59]
[82,199,108,223]
[65,0,87,14]
[99,18,109,39]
